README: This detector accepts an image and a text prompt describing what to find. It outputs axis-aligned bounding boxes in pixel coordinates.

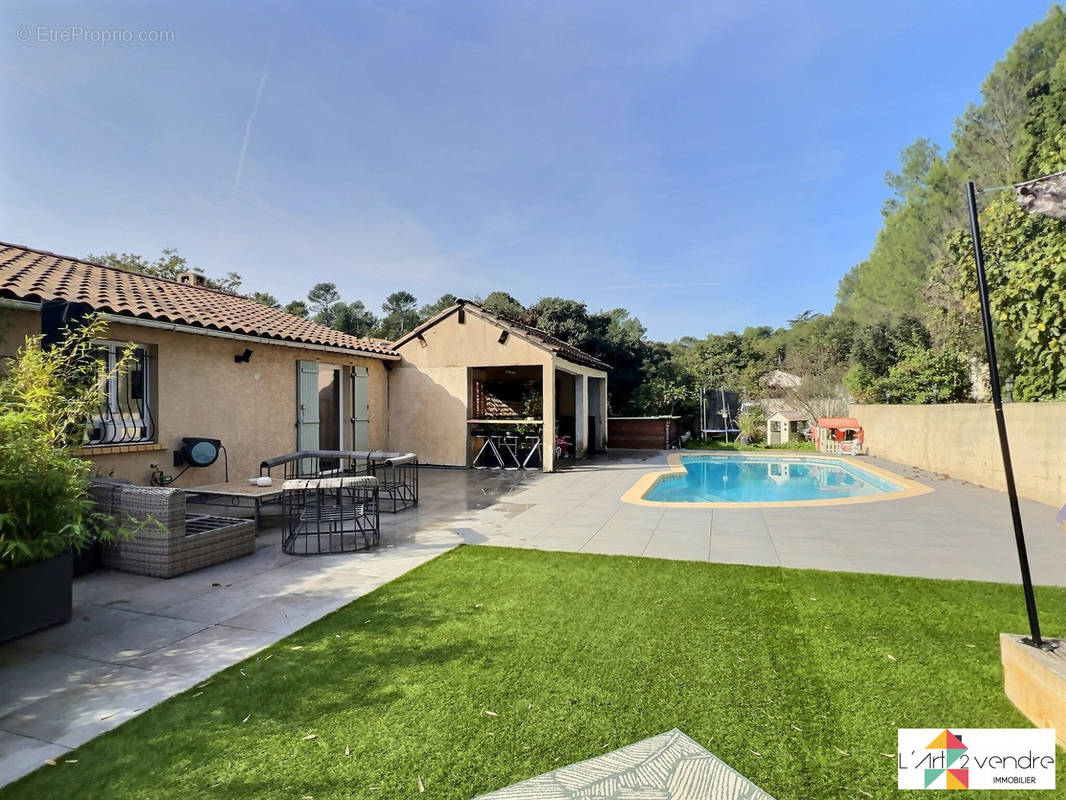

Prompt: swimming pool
[639,454,905,505]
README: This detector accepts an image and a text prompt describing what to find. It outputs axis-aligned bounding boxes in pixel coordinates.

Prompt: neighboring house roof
[394,299,610,371]
[817,417,860,429]
[0,242,398,359]
[768,410,810,422]
[765,369,801,389]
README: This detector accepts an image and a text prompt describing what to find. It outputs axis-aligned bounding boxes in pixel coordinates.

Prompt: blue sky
[0,1,1055,340]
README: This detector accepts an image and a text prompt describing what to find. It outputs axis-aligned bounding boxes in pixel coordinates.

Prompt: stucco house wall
[389,310,552,467]
[0,308,390,487]
[0,307,38,362]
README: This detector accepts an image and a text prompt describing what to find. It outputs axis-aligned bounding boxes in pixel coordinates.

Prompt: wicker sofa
[90,479,255,578]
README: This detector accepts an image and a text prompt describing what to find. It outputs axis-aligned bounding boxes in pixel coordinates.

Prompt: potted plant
[0,316,132,642]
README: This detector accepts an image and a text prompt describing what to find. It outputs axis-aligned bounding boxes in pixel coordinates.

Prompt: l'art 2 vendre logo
[898,729,1056,790]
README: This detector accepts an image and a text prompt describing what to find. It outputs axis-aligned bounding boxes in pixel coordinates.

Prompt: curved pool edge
[620,451,934,509]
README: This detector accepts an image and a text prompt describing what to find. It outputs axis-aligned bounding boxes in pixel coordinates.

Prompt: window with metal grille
[86,342,156,445]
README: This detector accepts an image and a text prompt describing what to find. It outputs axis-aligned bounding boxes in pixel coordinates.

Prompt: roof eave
[392,302,462,348]
[0,297,400,360]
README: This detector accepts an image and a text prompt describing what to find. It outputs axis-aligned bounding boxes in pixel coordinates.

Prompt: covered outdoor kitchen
[389,300,608,472]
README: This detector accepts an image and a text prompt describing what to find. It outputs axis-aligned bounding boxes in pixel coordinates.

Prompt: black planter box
[72,540,100,577]
[0,552,74,643]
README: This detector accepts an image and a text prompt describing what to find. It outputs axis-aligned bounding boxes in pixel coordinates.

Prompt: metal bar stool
[499,433,522,470]
[521,434,543,469]
[472,429,507,469]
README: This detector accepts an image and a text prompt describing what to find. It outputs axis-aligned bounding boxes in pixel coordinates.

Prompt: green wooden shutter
[352,366,370,450]
[296,360,320,451]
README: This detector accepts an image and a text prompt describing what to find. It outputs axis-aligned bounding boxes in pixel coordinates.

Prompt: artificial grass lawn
[5,546,1066,799]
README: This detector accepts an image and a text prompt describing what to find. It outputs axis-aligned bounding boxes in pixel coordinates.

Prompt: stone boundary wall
[850,403,1066,509]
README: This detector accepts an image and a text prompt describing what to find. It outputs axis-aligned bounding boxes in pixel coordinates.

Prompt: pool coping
[620,451,934,508]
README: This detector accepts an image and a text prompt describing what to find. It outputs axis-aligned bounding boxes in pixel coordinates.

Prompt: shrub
[874,345,972,404]
[0,317,132,570]
[736,407,766,444]
[843,362,880,403]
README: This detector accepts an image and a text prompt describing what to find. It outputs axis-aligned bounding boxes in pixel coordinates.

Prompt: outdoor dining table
[185,481,283,534]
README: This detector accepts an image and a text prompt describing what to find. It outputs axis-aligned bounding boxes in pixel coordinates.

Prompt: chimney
[178,271,207,287]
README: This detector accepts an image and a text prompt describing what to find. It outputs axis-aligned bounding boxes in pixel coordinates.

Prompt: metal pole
[721,388,729,444]
[966,181,1051,650]
[700,385,705,441]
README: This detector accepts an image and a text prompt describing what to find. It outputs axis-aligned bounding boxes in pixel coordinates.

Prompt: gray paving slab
[529,536,597,552]
[0,655,194,747]
[125,624,280,680]
[643,537,711,562]
[592,529,656,550]
[49,615,210,664]
[707,550,783,567]
[778,553,861,572]
[582,538,651,556]
[0,731,70,781]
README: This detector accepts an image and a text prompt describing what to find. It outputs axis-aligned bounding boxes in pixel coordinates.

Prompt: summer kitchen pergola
[388,300,609,472]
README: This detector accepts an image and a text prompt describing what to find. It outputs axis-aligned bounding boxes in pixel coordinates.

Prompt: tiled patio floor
[2,450,1064,786]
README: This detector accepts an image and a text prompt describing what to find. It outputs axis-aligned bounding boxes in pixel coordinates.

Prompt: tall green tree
[250,291,280,309]
[587,308,651,415]
[283,300,309,318]
[951,6,1066,187]
[333,301,378,338]
[527,297,595,351]
[377,291,420,339]
[837,7,1066,328]
[87,248,242,293]
[834,141,956,321]
[307,282,342,326]
[418,293,458,321]
[480,291,526,320]
[923,15,1066,400]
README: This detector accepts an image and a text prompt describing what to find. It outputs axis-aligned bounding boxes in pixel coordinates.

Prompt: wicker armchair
[98,485,254,578]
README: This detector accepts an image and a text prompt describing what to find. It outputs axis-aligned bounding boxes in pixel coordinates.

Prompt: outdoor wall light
[498,330,509,344]
[234,348,253,363]
[417,334,428,348]
[1004,377,1015,402]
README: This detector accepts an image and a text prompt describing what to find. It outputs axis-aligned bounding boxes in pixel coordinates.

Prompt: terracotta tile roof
[817,417,860,428]
[395,299,610,371]
[0,242,399,359]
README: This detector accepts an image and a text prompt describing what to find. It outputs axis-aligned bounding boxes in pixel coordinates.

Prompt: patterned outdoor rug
[474,729,775,799]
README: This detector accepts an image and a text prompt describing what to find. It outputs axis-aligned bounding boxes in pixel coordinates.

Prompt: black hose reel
[173,437,229,482]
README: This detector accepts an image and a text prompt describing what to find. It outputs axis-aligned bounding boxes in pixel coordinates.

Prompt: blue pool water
[644,455,902,503]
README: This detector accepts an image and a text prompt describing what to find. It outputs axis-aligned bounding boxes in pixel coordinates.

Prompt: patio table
[185,482,283,533]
